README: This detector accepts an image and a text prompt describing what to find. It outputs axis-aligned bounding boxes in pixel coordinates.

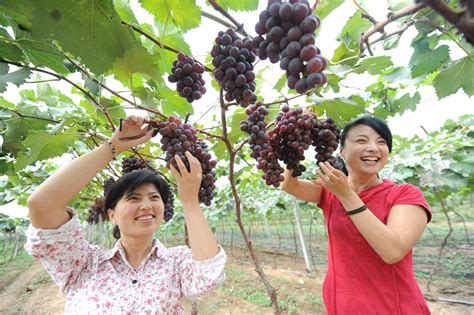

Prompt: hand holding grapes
[110,115,154,154]
[314,161,351,199]
[170,151,203,206]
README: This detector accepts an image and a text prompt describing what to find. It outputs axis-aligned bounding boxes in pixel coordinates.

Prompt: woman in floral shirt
[25,115,226,314]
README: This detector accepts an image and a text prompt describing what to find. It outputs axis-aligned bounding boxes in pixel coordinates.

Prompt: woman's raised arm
[27,116,153,229]
[280,167,323,203]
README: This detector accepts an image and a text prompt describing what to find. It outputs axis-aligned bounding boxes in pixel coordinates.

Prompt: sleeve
[24,214,93,294]
[172,245,227,298]
[389,184,432,223]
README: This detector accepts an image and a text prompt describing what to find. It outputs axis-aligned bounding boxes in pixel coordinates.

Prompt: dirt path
[0,253,473,314]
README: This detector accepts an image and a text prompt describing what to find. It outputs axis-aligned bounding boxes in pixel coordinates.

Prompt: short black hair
[341,116,392,152]
[104,170,171,239]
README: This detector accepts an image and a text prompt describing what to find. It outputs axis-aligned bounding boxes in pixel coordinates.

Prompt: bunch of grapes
[121,155,150,174]
[158,116,217,206]
[311,118,341,166]
[103,177,116,196]
[253,0,327,93]
[164,189,175,222]
[274,105,316,176]
[211,29,257,107]
[168,52,206,103]
[239,102,270,159]
[86,197,106,224]
[241,102,285,187]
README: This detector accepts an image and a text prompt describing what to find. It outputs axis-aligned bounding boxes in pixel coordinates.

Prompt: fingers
[185,151,202,174]
[124,115,149,127]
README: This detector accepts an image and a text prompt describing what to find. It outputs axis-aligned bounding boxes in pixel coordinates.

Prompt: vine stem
[219,89,282,314]
[123,21,213,72]
[360,3,426,54]
[207,0,250,37]
[0,59,116,130]
[61,52,167,119]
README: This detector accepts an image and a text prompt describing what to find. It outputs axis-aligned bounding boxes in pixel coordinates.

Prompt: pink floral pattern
[25,215,226,314]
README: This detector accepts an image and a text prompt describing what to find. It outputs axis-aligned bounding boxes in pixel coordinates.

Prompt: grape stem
[207,0,250,37]
[360,3,426,54]
[218,88,282,314]
[0,58,117,130]
[123,21,213,72]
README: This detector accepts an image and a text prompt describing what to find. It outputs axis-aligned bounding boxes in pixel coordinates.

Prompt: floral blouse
[24,215,226,314]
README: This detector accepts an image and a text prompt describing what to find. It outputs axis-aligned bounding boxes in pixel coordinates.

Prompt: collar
[99,238,170,264]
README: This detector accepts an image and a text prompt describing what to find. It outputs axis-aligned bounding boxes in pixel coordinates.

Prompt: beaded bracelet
[106,140,118,159]
[347,204,367,216]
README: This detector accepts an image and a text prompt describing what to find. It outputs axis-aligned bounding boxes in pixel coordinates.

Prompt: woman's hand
[170,151,203,206]
[110,115,154,153]
[315,161,352,199]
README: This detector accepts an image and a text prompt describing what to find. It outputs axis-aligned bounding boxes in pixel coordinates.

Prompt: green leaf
[140,0,201,32]
[111,44,161,87]
[99,98,126,126]
[0,29,26,63]
[155,84,193,117]
[337,11,372,48]
[113,0,139,24]
[387,0,413,10]
[383,35,401,50]
[331,41,358,66]
[14,31,70,74]
[15,129,77,170]
[409,39,449,78]
[214,0,258,11]
[30,0,134,75]
[274,74,286,92]
[313,96,367,126]
[228,108,248,144]
[315,0,344,21]
[0,63,31,92]
[2,115,48,155]
[373,91,421,118]
[350,56,393,75]
[0,0,33,30]
[433,55,474,98]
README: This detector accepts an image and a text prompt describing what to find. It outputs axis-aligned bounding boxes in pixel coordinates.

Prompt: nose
[139,200,153,210]
[365,140,378,151]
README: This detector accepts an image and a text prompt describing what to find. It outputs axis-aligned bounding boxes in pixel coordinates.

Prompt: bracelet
[106,140,118,159]
[347,204,367,216]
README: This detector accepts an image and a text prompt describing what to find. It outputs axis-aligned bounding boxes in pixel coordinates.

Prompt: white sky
[1,0,473,218]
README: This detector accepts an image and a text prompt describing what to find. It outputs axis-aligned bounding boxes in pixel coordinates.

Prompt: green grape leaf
[214,0,259,11]
[0,63,31,92]
[30,0,134,75]
[113,0,139,24]
[315,0,344,21]
[155,84,193,117]
[228,107,248,144]
[409,39,449,78]
[0,29,26,63]
[433,55,474,98]
[111,44,161,86]
[274,74,286,92]
[313,96,367,126]
[0,0,33,30]
[331,41,358,66]
[15,129,77,171]
[140,0,201,32]
[337,11,372,48]
[13,30,70,74]
[350,56,393,75]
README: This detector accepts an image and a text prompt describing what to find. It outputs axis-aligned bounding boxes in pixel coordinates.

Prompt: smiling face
[340,124,389,177]
[108,183,164,239]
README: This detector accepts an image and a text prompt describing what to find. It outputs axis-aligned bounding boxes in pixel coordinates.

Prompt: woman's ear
[107,209,116,224]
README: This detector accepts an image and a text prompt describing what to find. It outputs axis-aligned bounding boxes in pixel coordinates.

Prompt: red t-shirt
[318,179,431,315]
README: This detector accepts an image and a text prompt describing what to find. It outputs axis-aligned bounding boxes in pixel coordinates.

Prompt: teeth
[361,157,378,161]
[136,215,154,221]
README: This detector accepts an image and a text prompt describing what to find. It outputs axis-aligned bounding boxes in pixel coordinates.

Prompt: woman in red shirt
[281,116,431,314]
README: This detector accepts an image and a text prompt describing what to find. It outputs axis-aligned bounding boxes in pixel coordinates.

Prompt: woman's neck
[120,236,154,270]
[348,174,383,194]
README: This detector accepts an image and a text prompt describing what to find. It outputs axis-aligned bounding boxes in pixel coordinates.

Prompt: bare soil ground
[0,247,472,314]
